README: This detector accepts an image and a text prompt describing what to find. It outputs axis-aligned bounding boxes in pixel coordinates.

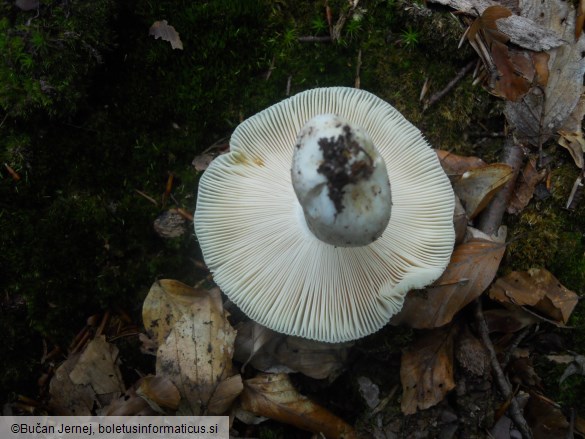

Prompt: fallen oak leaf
[453,163,513,218]
[155,286,240,415]
[240,373,357,439]
[400,326,457,415]
[507,158,547,214]
[149,20,183,50]
[391,228,507,329]
[488,268,579,325]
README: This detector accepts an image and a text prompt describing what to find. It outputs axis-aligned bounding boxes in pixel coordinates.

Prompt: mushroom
[195,87,455,343]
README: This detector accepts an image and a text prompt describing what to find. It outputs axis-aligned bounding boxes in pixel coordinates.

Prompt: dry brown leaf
[48,353,95,416]
[400,327,456,415]
[558,130,585,169]
[101,383,157,416]
[466,6,549,101]
[142,279,221,347]
[525,393,569,438]
[155,288,239,415]
[240,373,357,439]
[149,20,183,50]
[68,335,125,395]
[488,268,579,324]
[577,0,585,40]
[453,196,468,245]
[234,321,350,380]
[453,163,513,219]
[207,374,244,415]
[430,0,565,51]
[391,232,507,329]
[505,0,585,146]
[435,149,486,177]
[483,308,539,333]
[507,158,547,214]
[135,375,181,413]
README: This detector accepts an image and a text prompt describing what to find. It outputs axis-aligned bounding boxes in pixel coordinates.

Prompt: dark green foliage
[0,0,115,118]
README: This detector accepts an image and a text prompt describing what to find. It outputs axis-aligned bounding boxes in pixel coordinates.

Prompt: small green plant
[400,25,420,48]
[311,15,328,34]
[344,17,362,41]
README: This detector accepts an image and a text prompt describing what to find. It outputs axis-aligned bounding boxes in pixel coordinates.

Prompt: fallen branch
[477,137,525,235]
[474,300,533,439]
[423,60,475,111]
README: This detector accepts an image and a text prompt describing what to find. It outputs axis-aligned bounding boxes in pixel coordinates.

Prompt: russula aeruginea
[195,87,455,343]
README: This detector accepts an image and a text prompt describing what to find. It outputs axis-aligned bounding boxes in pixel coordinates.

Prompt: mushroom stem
[291,114,392,247]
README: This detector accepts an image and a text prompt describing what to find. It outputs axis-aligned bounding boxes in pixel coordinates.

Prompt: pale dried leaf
[559,90,585,133]
[142,279,221,347]
[155,291,237,415]
[488,268,579,324]
[207,374,244,415]
[392,235,506,329]
[400,327,456,415]
[234,321,350,380]
[357,376,380,409]
[505,0,585,146]
[149,20,183,50]
[48,353,95,416]
[558,131,585,169]
[453,163,513,218]
[68,335,124,395]
[559,355,585,384]
[507,158,547,214]
[135,375,181,413]
[192,153,215,171]
[240,373,357,438]
[101,384,157,416]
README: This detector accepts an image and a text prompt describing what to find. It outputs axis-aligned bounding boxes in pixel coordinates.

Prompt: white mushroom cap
[195,87,455,343]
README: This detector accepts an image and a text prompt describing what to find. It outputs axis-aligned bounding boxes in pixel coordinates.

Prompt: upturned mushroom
[195,87,455,343]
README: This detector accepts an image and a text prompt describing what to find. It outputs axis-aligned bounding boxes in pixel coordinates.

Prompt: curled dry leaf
[68,335,125,395]
[48,353,95,415]
[453,163,514,219]
[400,326,456,415]
[234,321,350,380]
[149,20,183,50]
[507,158,547,214]
[525,393,569,438]
[142,279,221,347]
[391,228,507,329]
[466,6,549,102]
[505,0,585,146]
[488,268,579,324]
[430,0,565,50]
[155,286,240,415]
[435,149,486,178]
[136,375,181,413]
[240,373,357,439]
[558,131,585,169]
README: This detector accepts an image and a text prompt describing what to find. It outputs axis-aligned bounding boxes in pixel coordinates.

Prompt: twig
[474,301,533,439]
[134,189,158,207]
[501,326,530,369]
[298,36,332,43]
[477,137,525,235]
[423,60,475,110]
[286,75,292,96]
